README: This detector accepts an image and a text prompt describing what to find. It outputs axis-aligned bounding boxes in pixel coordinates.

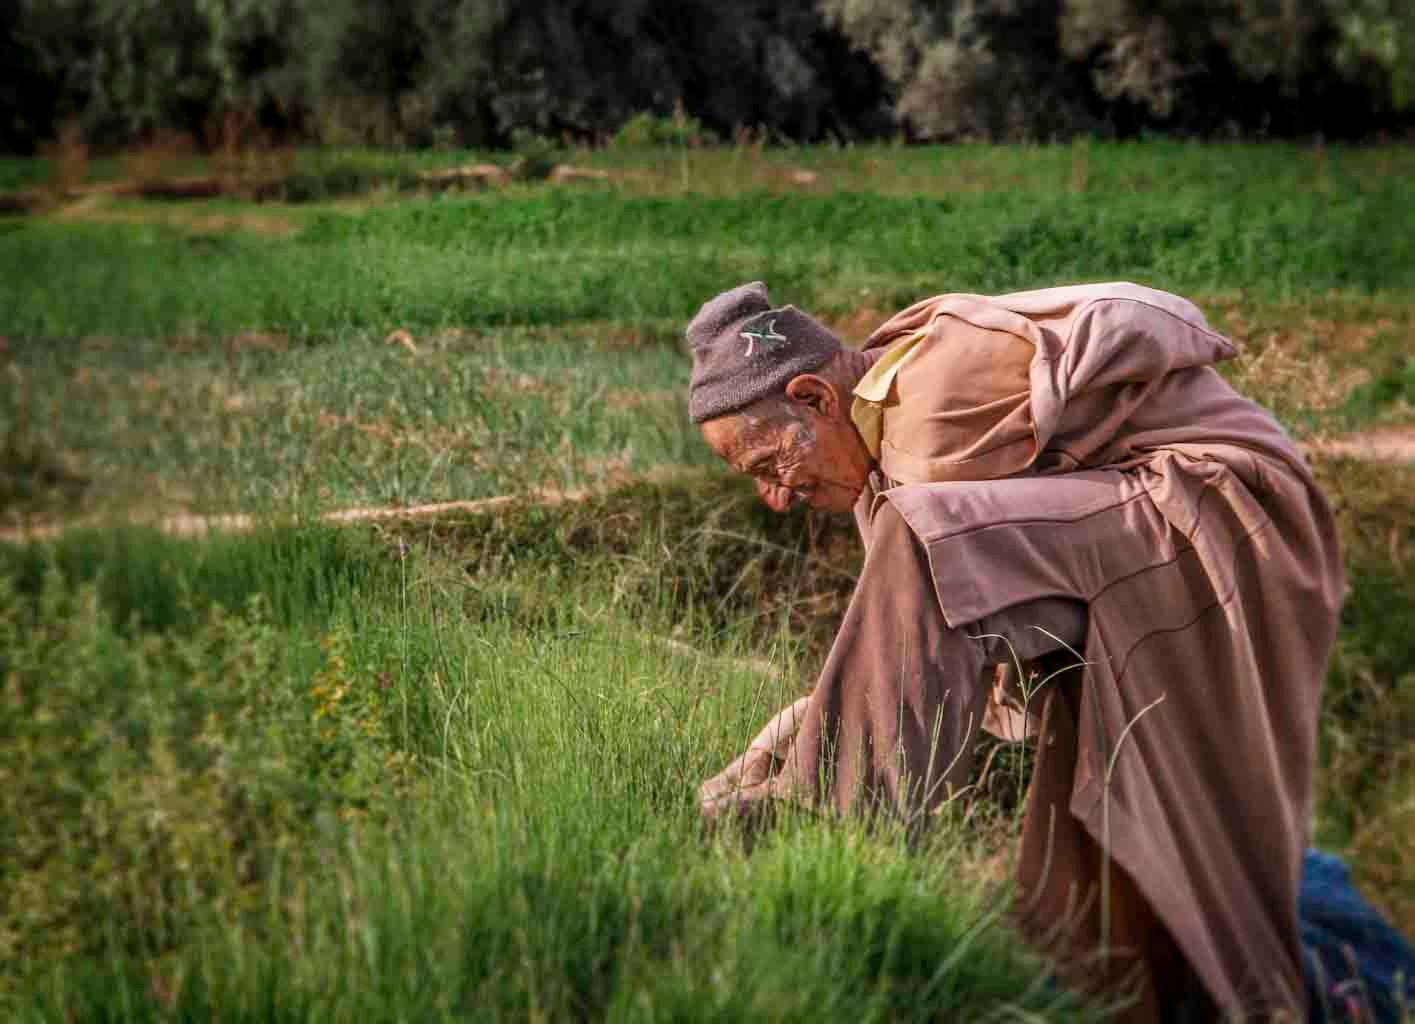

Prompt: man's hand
[755,479,802,512]
[699,696,810,807]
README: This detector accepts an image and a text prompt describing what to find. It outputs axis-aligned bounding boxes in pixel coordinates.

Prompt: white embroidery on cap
[740,318,787,358]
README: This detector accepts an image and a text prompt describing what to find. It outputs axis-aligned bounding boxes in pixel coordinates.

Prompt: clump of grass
[506,128,561,182]
[272,151,414,202]
[426,473,861,657]
[1205,292,1414,438]
[609,106,717,149]
[0,522,396,633]
[0,519,1092,1021]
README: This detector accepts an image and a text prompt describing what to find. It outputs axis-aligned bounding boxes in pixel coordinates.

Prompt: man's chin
[810,486,864,514]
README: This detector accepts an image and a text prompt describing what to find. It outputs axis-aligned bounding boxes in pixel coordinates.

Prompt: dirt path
[0,468,700,545]
[1304,426,1415,464]
[0,496,551,544]
[3,428,1411,546]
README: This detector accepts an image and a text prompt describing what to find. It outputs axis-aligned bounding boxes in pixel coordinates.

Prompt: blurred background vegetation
[2,0,1412,156]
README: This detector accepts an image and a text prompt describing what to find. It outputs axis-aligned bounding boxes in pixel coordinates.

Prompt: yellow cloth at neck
[849,329,926,459]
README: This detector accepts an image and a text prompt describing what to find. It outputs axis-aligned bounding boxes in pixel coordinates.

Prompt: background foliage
[3,0,1412,153]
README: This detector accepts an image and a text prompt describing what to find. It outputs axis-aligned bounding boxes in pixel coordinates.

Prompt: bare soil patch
[226,330,291,352]
[605,387,677,411]
[0,466,700,545]
[416,164,509,190]
[827,307,888,344]
[6,426,1412,548]
[1306,426,1415,464]
[0,160,653,216]
[51,194,299,236]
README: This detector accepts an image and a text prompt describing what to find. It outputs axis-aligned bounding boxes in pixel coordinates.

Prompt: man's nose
[757,480,794,512]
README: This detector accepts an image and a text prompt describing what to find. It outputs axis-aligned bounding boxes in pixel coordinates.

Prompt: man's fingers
[757,480,794,512]
[746,696,811,758]
[700,752,749,803]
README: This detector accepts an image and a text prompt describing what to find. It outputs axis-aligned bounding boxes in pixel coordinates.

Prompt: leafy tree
[13,0,301,147]
[1057,0,1396,134]
[819,0,1099,140]
[409,0,886,146]
[1330,0,1415,111]
[0,0,1408,151]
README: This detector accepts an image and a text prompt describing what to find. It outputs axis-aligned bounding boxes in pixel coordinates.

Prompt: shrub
[0,536,412,992]
[610,107,717,149]
[507,128,560,181]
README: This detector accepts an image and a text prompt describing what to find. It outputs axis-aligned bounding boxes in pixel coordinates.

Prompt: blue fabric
[1058,848,1412,1022]
[1300,849,1415,1023]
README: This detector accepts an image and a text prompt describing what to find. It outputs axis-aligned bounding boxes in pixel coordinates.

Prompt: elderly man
[686,281,1345,1021]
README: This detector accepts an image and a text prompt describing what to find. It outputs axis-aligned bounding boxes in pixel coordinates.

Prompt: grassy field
[1,142,1412,1020]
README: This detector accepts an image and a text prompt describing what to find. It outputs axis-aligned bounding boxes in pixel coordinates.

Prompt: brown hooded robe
[705,282,1345,1017]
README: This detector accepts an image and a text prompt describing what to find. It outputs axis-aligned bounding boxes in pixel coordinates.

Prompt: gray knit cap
[686,281,844,424]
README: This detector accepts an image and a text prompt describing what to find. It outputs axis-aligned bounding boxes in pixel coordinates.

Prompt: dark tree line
[2,0,1411,153]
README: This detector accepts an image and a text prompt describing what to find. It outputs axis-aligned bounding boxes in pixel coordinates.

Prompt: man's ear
[784,374,839,418]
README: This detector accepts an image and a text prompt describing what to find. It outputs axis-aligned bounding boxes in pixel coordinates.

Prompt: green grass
[1,141,1412,1019]
[0,327,704,527]
[3,185,1412,339]
[0,519,1092,1022]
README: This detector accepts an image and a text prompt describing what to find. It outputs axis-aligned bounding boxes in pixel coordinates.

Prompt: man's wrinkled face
[701,393,870,515]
